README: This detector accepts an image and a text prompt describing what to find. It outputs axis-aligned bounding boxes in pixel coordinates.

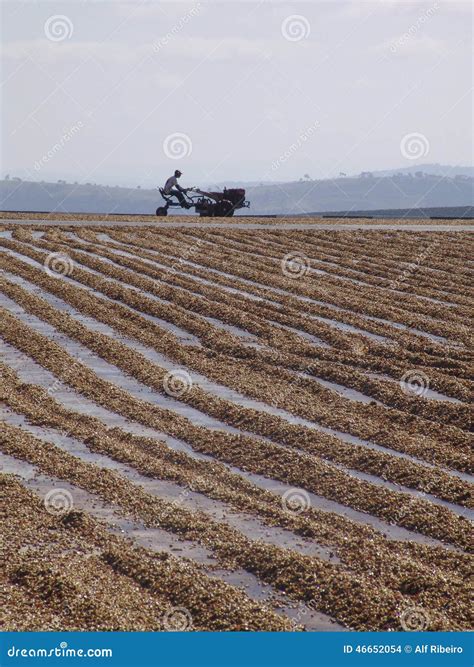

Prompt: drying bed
[1,221,472,632]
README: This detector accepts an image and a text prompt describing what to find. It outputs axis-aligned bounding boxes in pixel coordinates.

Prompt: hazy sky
[1,0,472,187]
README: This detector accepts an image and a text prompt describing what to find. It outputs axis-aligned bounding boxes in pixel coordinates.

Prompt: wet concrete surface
[0,449,215,564]
[4,326,470,555]
[0,237,470,556]
[2,275,471,496]
[1,331,468,550]
[1,246,202,346]
[0,275,453,475]
[69,233,459,346]
[1,407,335,561]
[0,450,344,631]
[365,371,462,404]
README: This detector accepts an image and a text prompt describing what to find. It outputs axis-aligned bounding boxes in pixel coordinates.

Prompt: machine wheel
[214,199,234,217]
[199,204,216,217]
[156,206,168,216]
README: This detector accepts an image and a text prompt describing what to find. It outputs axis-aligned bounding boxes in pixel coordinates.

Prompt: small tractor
[156,187,249,217]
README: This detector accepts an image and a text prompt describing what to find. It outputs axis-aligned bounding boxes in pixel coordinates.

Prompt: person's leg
[169,188,187,206]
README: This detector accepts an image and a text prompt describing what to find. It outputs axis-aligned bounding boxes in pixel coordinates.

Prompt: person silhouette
[163,170,190,208]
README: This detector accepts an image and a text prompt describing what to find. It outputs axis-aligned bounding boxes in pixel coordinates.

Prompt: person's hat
[174,170,182,177]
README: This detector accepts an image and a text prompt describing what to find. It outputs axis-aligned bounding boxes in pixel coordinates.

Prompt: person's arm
[176,182,187,193]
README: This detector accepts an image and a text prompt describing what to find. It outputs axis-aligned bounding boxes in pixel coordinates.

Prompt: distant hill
[245,173,473,215]
[0,179,161,216]
[368,164,474,178]
[1,171,473,216]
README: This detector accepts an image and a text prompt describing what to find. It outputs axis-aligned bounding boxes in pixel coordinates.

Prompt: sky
[1,0,472,188]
